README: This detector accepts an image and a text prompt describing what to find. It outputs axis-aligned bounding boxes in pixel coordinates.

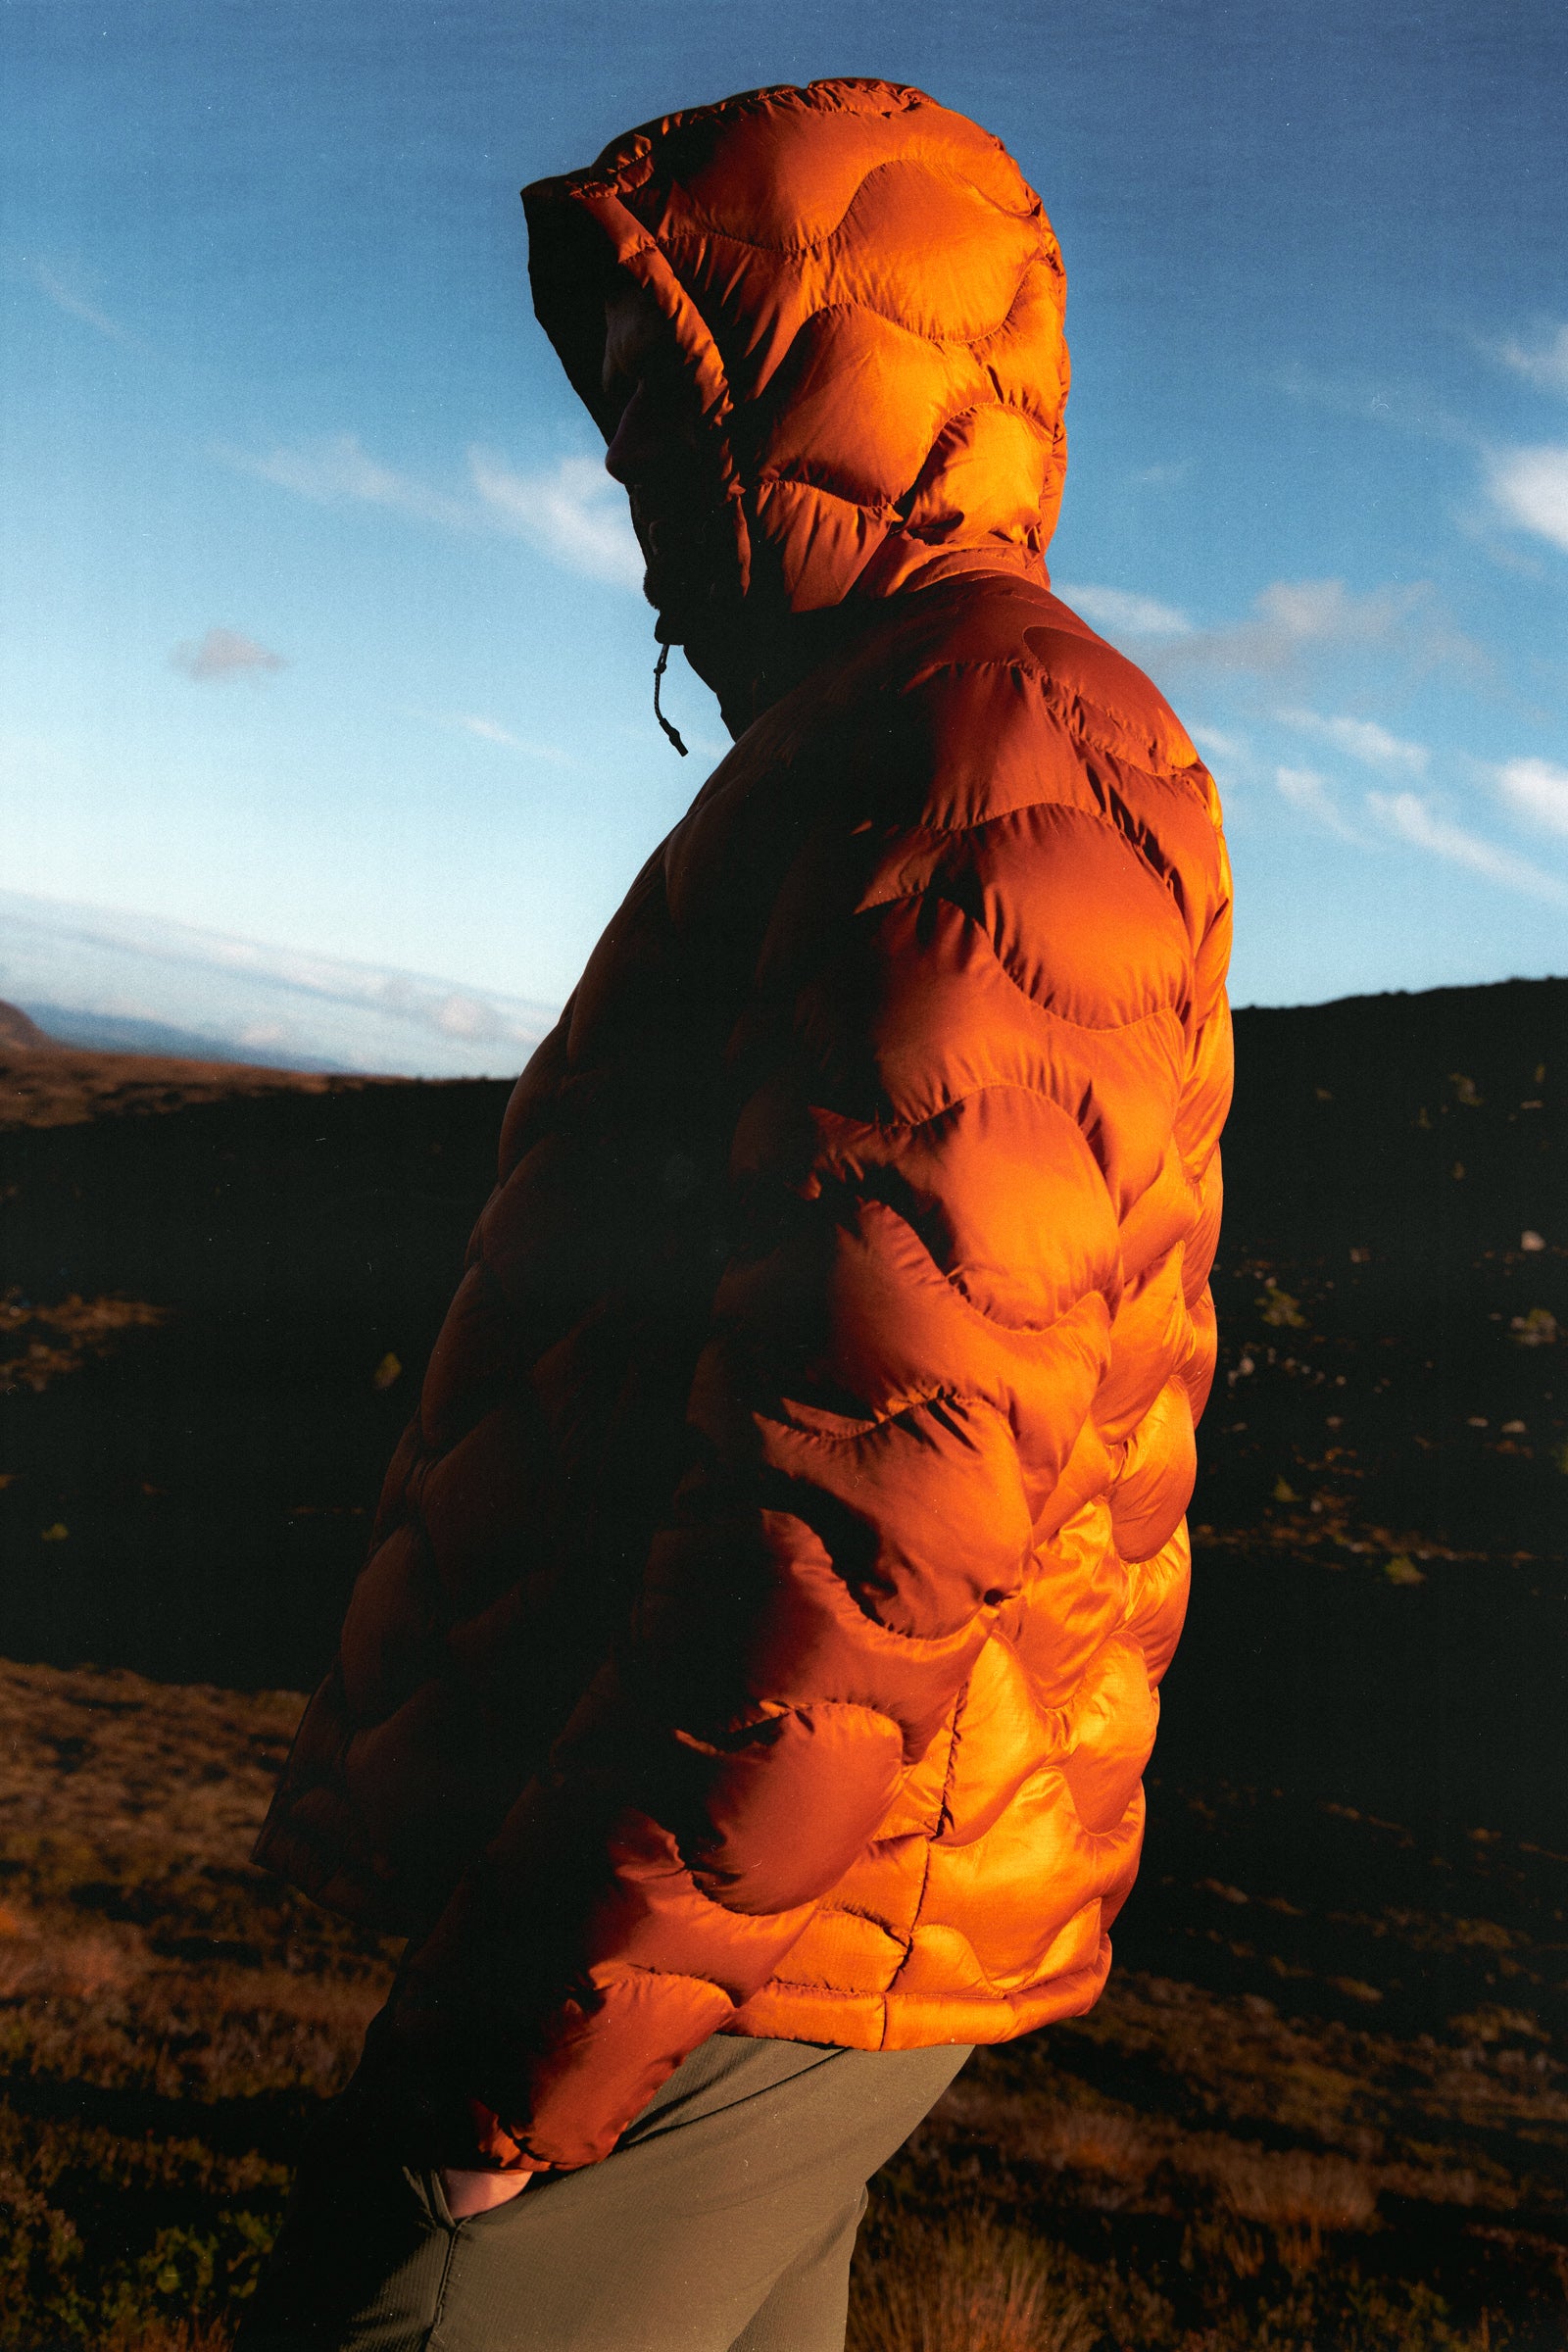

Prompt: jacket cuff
[348,2037,549,2173]
[461,2095,551,2173]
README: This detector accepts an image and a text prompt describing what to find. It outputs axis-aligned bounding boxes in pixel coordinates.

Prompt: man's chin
[641,557,685,627]
[645,575,711,654]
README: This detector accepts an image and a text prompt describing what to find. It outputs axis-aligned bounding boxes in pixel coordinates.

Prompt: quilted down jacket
[252,76,1233,2175]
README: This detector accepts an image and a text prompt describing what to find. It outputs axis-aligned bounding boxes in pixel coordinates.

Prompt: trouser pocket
[233,2100,458,2352]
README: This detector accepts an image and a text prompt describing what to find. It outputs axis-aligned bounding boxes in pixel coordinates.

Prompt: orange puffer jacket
[253,77,1232,2174]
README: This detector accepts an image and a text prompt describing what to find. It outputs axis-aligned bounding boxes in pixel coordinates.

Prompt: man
[238,75,1231,2351]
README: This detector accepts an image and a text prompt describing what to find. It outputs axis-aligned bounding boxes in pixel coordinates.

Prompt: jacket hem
[723,1936,1113,2050]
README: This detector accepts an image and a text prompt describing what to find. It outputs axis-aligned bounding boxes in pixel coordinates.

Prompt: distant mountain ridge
[0,996,378,1131]
[0,890,558,1079]
[11,1000,344,1072]
[0,1000,54,1053]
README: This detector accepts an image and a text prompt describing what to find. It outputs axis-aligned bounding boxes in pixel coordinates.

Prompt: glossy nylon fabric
[252,77,1233,2175]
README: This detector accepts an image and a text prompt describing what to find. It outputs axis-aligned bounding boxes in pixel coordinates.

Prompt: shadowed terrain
[0,978,1563,2348]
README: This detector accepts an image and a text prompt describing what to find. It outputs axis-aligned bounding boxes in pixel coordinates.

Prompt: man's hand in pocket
[439,2167,536,2218]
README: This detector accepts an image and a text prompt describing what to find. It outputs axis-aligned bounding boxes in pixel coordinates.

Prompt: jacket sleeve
[369,812,1207,2172]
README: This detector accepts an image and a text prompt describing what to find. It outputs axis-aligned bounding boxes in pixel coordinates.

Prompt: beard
[629,489,756,728]
[632,496,731,633]
[627,474,831,738]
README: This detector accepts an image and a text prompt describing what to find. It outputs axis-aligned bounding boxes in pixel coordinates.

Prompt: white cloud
[1369,791,1568,906]
[1156,578,1483,682]
[1276,707,1428,775]
[1275,765,1361,840]
[219,433,471,528]
[1493,323,1568,397]
[171,627,287,683]
[1276,365,1477,448]
[1056,583,1192,639]
[455,714,521,747]
[1495,756,1568,841]
[434,992,502,1040]
[1200,581,1387,666]
[469,452,644,588]
[440,713,576,766]
[1189,724,1248,765]
[1487,445,1568,553]
[220,433,644,590]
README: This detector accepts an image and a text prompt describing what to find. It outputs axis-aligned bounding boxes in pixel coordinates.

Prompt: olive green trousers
[234,2032,970,2351]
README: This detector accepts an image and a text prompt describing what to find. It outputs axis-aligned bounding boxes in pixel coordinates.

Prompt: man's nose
[605,382,659,485]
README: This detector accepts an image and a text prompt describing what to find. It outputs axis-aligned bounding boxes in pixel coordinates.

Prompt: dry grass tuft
[1194,2140,1381,2279]
[849,2217,1093,2352]
[932,2080,1159,2194]
[1201,2141,1380,2233]
[1034,2105,1157,2188]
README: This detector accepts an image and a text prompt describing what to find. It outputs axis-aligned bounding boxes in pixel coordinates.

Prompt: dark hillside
[3,978,1560,1709]
[1,1063,507,1687]
[1174,979,1565,1842]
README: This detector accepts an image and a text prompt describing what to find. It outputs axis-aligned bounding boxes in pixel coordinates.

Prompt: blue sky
[3,0,1566,1071]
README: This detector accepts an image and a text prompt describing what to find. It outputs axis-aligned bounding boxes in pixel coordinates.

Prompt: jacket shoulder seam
[897,652,1214,807]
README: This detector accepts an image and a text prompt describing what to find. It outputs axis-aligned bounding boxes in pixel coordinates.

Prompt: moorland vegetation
[0,978,1563,2349]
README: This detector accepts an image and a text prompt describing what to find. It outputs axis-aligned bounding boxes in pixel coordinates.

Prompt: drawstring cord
[653,636,689,757]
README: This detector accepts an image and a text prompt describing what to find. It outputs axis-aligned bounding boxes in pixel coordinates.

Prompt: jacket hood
[522,78,1068,650]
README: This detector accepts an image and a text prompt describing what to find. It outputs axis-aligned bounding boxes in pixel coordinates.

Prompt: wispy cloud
[1491,322,1568,398]
[1280,348,1568,569]
[1369,791,1568,906]
[1275,365,1477,449]
[1494,756,1568,841]
[29,261,137,347]
[218,433,645,589]
[469,452,644,587]
[1189,724,1249,767]
[1276,707,1428,775]
[218,433,471,528]
[454,714,522,747]
[438,712,576,766]
[171,627,287,683]
[1158,579,1484,682]
[1487,445,1568,554]
[1055,578,1483,690]
[1275,764,1361,841]
[1057,583,1191,639]
[1184,580,1397,670]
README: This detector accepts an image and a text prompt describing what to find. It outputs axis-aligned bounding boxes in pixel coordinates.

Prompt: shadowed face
[601,284,733,657]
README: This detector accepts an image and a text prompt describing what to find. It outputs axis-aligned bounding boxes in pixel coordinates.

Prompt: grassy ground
[1,1655,1563,2347]
[0,1659,394,2348]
